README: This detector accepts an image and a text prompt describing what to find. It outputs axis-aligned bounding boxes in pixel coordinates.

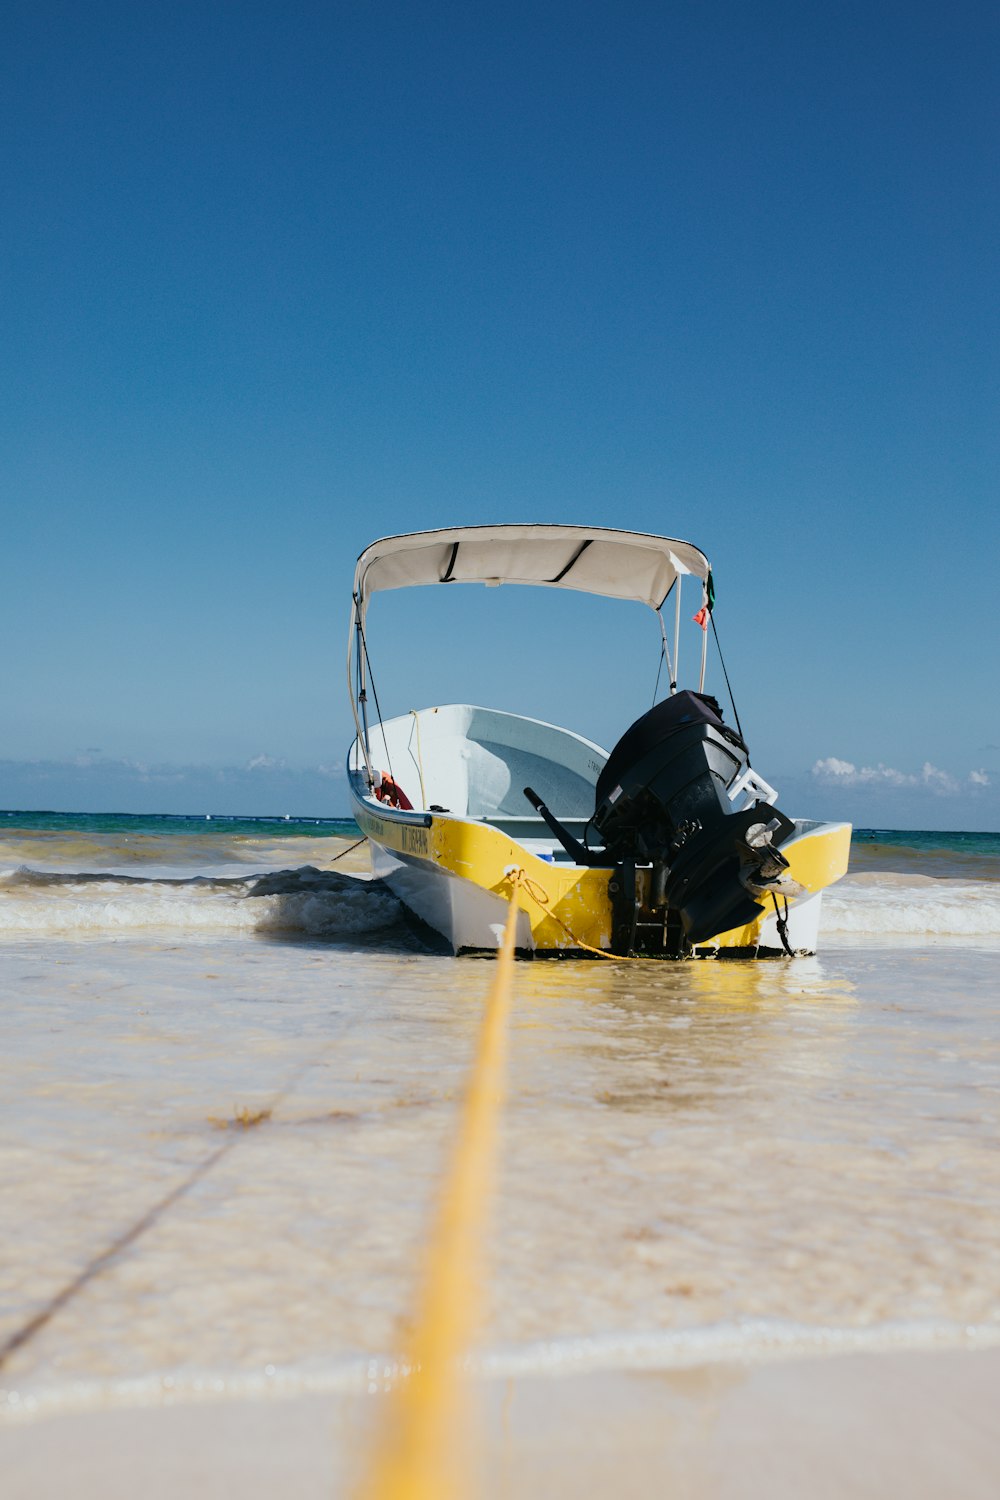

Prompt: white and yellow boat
[346,525,850,957]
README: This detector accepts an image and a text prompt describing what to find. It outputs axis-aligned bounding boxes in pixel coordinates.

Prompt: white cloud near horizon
[245,753,283,772]
[0,754,348,817]
[4,750,990,797]
[5,753,345,781]
[812,757,990,795]
[2,752,995,825]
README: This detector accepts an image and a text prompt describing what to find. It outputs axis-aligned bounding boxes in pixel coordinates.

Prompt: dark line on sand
[0,1044,341,1371]
[0,1140,235,1370]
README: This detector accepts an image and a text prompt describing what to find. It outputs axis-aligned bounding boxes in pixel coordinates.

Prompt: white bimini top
[352,524,710,625]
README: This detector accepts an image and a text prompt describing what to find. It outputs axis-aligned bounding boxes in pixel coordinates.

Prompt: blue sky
[2,1,998,827]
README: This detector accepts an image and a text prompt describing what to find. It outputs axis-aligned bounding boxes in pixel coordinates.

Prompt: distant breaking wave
[1,865,998,942]
[0,866,403,940]
[3,1317,999,1422]
[823,874,1000,938]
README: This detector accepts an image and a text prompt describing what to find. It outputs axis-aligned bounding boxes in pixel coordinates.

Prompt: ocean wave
[3,863,997,943]
[3,1317,999,1421]
[0,866,401,939]
[0,829,356,875]
[824,875,1000,937]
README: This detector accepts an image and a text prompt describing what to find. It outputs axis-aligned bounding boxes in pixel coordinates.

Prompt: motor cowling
[593,691,795,947]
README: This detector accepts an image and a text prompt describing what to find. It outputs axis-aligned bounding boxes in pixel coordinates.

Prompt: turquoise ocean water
[3,807,997,848]
[1,809,359,839]
[3,808,999,891]
[4,807,999,861]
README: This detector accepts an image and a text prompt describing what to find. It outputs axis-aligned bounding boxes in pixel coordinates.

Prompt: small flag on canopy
[692,570,715,631]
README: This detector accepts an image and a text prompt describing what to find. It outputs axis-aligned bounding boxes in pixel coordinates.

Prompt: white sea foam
[824,875,1000,938]
[3,864,999,941]
[3,1318,999,1422]
[0,867,401,939]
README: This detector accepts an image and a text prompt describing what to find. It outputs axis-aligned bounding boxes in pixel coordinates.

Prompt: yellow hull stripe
[706,821,852,947]
[352,799,851,952]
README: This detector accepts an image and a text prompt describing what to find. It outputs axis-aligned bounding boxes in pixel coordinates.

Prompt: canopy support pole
[672,576,682,694]
[347,595,376,785]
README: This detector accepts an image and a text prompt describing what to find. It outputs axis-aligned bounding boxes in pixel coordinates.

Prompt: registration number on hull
[355,804,431,859]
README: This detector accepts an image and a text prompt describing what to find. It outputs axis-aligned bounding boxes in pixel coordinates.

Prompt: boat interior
[349,701,827,866]
[349,704,607,854]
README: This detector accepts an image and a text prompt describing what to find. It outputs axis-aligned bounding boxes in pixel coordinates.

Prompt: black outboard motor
[592,691,795,950]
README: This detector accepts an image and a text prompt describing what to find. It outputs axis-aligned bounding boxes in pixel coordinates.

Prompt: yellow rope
[356,868,523,1500]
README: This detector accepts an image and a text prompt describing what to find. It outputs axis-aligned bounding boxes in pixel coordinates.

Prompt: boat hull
[349,779,850,957]
[351,788,615,954]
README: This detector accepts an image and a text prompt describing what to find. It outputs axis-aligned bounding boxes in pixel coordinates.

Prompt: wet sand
[3,1348,1000,1498]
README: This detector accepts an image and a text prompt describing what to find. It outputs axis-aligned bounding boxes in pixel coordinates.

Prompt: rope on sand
[328,834,368,863]
[356,867,524,1500]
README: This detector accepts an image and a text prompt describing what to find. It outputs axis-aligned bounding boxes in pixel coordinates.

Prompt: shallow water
[1,824,999,1424]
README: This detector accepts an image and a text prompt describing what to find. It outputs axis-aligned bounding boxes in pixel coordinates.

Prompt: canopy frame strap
[548,537,592,583]
[655,607,675,698]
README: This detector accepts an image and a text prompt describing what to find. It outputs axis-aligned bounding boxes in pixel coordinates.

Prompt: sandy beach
[4,1348,1000,1498]
[2,825,999,1494]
